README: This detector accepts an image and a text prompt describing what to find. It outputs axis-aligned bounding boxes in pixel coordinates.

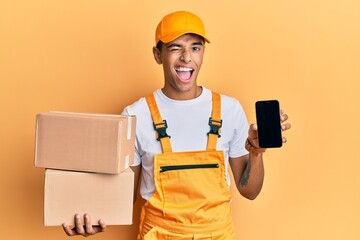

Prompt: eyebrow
[167,42,204,49]
[167,43,181,49]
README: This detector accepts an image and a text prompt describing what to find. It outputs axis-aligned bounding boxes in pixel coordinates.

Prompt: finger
[280,112,288,122]
[75,214,85,235]
[84,214,95,235]
[282,136,287,143]
[62,223,76,236]
[84,219,106,235]
[87,219,107,235]
[97,219,107,233]
[281,123,291,131]
[248,124,258,139]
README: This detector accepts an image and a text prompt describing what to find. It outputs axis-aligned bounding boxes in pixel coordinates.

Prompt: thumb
[248,124,258,139]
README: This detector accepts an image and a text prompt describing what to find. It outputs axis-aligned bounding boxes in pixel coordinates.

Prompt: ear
[152,47,162,64]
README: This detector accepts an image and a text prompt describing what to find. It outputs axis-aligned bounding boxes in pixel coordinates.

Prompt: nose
[180,49,192,63]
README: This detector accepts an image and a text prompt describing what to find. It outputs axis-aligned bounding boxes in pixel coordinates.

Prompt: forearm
[237,153,264,200]
[233,109,291,200]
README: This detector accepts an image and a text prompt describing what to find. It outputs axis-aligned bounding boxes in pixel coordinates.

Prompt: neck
[161,86,203,100]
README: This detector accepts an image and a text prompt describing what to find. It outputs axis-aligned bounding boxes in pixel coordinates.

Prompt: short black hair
[156,35,205,52]
[156,41,164,52]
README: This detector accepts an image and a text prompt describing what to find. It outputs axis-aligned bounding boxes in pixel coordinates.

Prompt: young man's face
[153,33,205,100]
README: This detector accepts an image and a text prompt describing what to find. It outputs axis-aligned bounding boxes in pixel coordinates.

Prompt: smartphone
[255,100,282,148]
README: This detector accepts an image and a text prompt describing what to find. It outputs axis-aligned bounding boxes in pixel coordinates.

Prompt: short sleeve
[228,100,249,158]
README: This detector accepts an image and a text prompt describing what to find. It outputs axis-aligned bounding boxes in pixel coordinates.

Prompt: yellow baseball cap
[155,11,210,45]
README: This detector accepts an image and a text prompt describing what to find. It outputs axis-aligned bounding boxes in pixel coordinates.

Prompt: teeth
[176,67,193,72]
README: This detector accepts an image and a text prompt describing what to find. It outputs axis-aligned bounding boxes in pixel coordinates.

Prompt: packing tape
[125,154,130,170]
[127,117,132,140]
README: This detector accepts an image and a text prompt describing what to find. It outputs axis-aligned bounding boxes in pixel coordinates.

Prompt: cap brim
[160,31,210,44]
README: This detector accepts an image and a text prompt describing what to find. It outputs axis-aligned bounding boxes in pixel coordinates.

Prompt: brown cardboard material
[44,168,134,226]
[35,112,136,174]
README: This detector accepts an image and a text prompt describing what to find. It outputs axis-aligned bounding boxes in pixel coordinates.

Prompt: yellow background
[1,0,359,239]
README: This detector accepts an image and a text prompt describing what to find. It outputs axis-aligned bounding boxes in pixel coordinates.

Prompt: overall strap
[145,93,173,153]
[207,92,222,150]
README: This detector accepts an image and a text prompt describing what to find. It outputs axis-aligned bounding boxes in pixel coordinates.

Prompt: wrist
[245,138,266,156]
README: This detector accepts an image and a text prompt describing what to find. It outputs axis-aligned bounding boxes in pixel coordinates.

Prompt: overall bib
[138,92,236,240]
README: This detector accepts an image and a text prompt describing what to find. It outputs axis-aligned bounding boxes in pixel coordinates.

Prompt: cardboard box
[35,112,136,174]
[44,168,134,226]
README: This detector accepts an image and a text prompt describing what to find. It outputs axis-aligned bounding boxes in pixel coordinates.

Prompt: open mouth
[175,66,194,82]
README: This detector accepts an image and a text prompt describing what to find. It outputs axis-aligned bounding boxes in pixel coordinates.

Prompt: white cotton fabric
[122,87,249,200]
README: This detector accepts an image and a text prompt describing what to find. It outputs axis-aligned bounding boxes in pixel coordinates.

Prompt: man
[63,11,291,239]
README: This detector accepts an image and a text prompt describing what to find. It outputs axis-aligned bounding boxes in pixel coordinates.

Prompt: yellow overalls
[138,92,236,240]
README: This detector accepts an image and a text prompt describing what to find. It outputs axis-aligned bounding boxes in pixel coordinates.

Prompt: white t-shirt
[122,87,249,200]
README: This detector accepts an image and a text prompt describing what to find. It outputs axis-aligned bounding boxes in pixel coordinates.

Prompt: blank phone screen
[255,100,282,148]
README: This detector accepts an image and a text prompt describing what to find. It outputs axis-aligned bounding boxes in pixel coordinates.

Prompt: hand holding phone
[255,100,282,148]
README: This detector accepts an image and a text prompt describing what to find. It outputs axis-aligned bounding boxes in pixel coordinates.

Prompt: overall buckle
[153,120,171,141]
[207,117,222,138]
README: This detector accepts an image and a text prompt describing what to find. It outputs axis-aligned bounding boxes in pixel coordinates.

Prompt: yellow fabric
[139,92,235,240]
[155,11,210,45]
[146,93,172,153]
[210,91,221,122]
[206,92,221,150]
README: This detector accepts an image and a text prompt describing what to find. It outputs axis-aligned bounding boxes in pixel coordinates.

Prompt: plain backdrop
[1,0,359,239]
